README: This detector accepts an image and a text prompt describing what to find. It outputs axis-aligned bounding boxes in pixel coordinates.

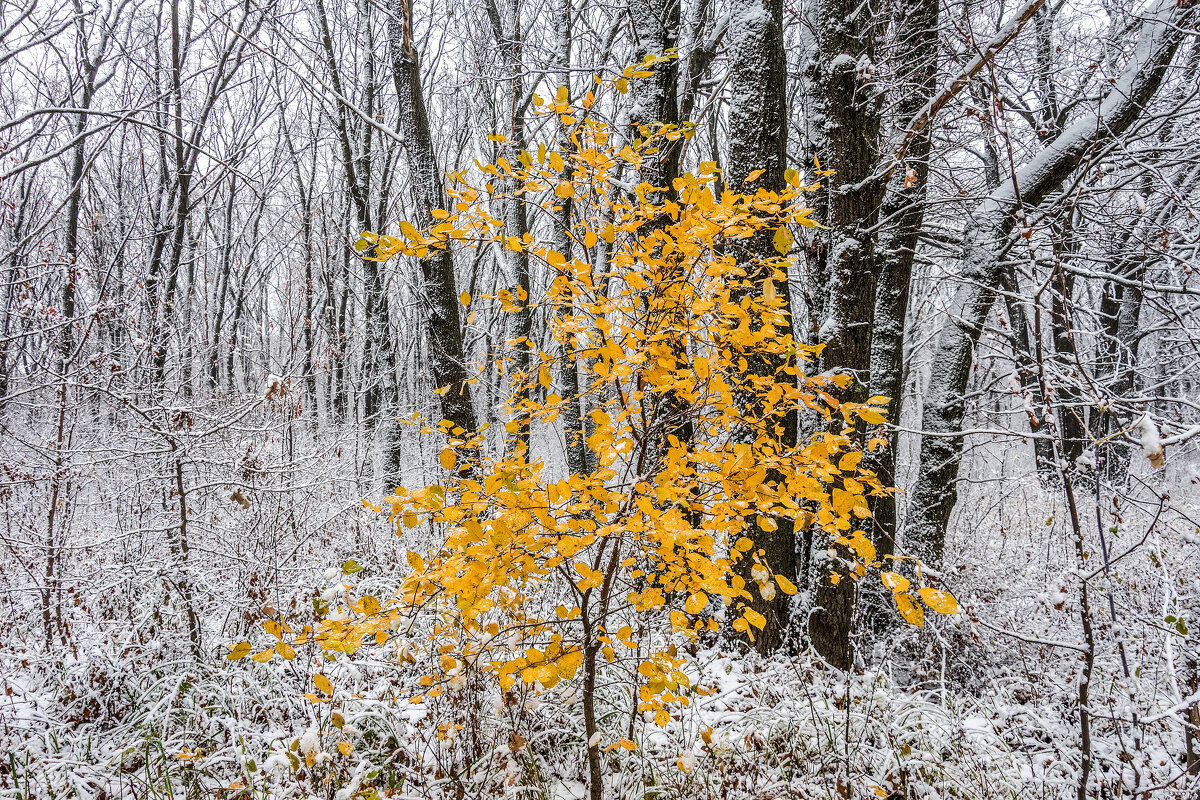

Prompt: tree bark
[389,0,477,437]
[628,0,681,193]
[724,0,797,655]
[866,0,939,563]
[805,0,887,671]
[484,0,534,455]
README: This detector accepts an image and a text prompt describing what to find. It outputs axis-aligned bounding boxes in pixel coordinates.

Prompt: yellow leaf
[918,587,959,615]
[619,737,639,750]
[775,575,798,595]
[399,220,421,241]
[838,451,862,471]
[743,608,766,630]
[554,180,574,199]
[773,226,793,255]
[846,531,876,561]
[763,279,777,304]
[251,647,274,663]
[337,741,353,756]
[744,168,764,183]
[407,550,426,572]
[895,592,924,627]
[858,408,887,425]
[669,610,688,631]
[314,674,333,695]
[459,291,471,306]
[684,592,708,614]
[881,571,910,593]
[439,448,457,470]
[276,642,296,660]
[360,594,380,615]
[263,620,282,639]
[226,641,251,660]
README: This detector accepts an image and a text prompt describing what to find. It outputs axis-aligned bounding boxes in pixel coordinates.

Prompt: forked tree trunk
[907,0,1196,565]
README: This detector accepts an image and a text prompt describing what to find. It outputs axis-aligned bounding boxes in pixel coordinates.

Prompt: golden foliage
[230,69,956,721]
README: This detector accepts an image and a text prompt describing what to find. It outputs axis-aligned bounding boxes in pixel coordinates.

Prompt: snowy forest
[2,0,1200,795]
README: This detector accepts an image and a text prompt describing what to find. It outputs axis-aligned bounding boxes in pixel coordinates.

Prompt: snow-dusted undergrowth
[2,407,1197,799]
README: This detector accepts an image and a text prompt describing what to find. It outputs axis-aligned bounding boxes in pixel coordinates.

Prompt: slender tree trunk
[484,0,534,455]
[210,174,237,391]
[550,0,589,477]
[172,453,202,658]
[389,0,477,436]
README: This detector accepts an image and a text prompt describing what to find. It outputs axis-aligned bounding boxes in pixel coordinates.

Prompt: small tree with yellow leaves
[233,70,955,800]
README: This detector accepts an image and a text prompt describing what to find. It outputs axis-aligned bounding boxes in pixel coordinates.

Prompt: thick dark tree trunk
[628,0,681,192]
[805,0,886,671]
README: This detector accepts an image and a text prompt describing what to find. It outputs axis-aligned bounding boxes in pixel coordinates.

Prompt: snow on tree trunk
[906,0,1197,566]
[805,0,887,671]
[389,0,477,438]
[725,0,797,655]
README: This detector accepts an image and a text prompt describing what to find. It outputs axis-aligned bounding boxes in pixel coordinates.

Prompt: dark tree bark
[628,0,681,194]
[549,0,590,478]
[724,0,797,655]
[805,0,887,671]
[484,0,534,455]
[866,0,940,564]
[389,0,477,438]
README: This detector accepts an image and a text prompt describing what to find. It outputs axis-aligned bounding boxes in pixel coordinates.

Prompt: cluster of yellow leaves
[878,564,959,627]
[225,616,309,663]
[225,67,956,720]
